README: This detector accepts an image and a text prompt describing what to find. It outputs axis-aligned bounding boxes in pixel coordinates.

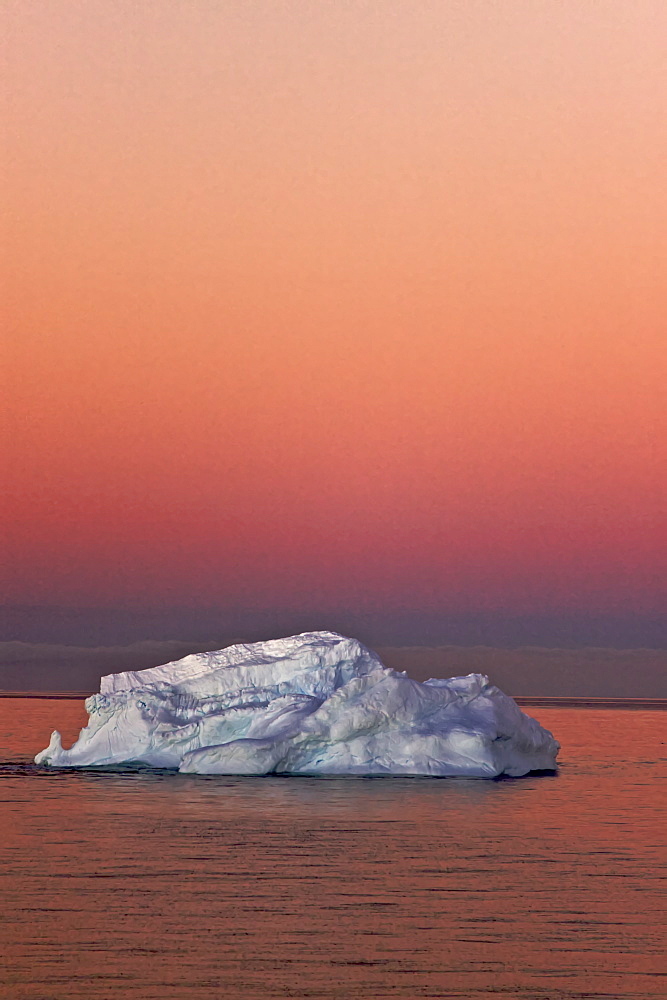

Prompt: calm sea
[0,699,665,1000]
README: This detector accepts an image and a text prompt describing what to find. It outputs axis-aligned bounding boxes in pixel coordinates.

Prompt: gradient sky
[2,1,665,635]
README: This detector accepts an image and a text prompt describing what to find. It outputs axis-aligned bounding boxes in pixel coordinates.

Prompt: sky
[2,1,665,672]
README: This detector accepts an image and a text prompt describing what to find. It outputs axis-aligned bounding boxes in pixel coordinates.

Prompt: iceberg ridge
[35,631,559,777]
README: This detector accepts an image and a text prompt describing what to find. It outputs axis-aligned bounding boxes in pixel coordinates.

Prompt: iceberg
[35,631,559,776]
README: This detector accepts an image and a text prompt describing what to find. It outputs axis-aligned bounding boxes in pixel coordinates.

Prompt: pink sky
[2,1,665,622]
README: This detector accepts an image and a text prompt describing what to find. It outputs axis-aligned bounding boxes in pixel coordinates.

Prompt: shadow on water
[8,758,560,795]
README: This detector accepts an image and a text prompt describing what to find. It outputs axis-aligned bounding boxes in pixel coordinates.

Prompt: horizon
[1,607,665,698]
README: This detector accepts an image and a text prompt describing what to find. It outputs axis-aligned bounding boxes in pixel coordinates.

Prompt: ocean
[0,699,664,1000]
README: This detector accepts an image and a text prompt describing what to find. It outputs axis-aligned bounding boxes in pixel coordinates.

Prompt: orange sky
[2,1,665,619]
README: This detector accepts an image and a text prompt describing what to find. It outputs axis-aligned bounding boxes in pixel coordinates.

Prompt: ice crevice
[35,631,559,777]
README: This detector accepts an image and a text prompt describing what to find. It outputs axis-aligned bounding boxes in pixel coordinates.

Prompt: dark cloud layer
[3,605,665,649]
[377,646,667,698]
[0,640,664,698]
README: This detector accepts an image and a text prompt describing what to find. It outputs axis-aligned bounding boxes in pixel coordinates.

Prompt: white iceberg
[35,631,559,776]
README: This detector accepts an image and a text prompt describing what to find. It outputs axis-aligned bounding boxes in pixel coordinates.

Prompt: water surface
[1,700,664,999]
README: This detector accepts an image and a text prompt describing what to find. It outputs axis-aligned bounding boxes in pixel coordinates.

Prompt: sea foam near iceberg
[35,631,559,776]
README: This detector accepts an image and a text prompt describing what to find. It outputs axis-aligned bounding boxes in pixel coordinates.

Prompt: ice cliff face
[35,631,559,776]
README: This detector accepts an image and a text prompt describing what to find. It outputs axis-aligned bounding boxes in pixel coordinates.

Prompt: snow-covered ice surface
[35,632,559,776]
